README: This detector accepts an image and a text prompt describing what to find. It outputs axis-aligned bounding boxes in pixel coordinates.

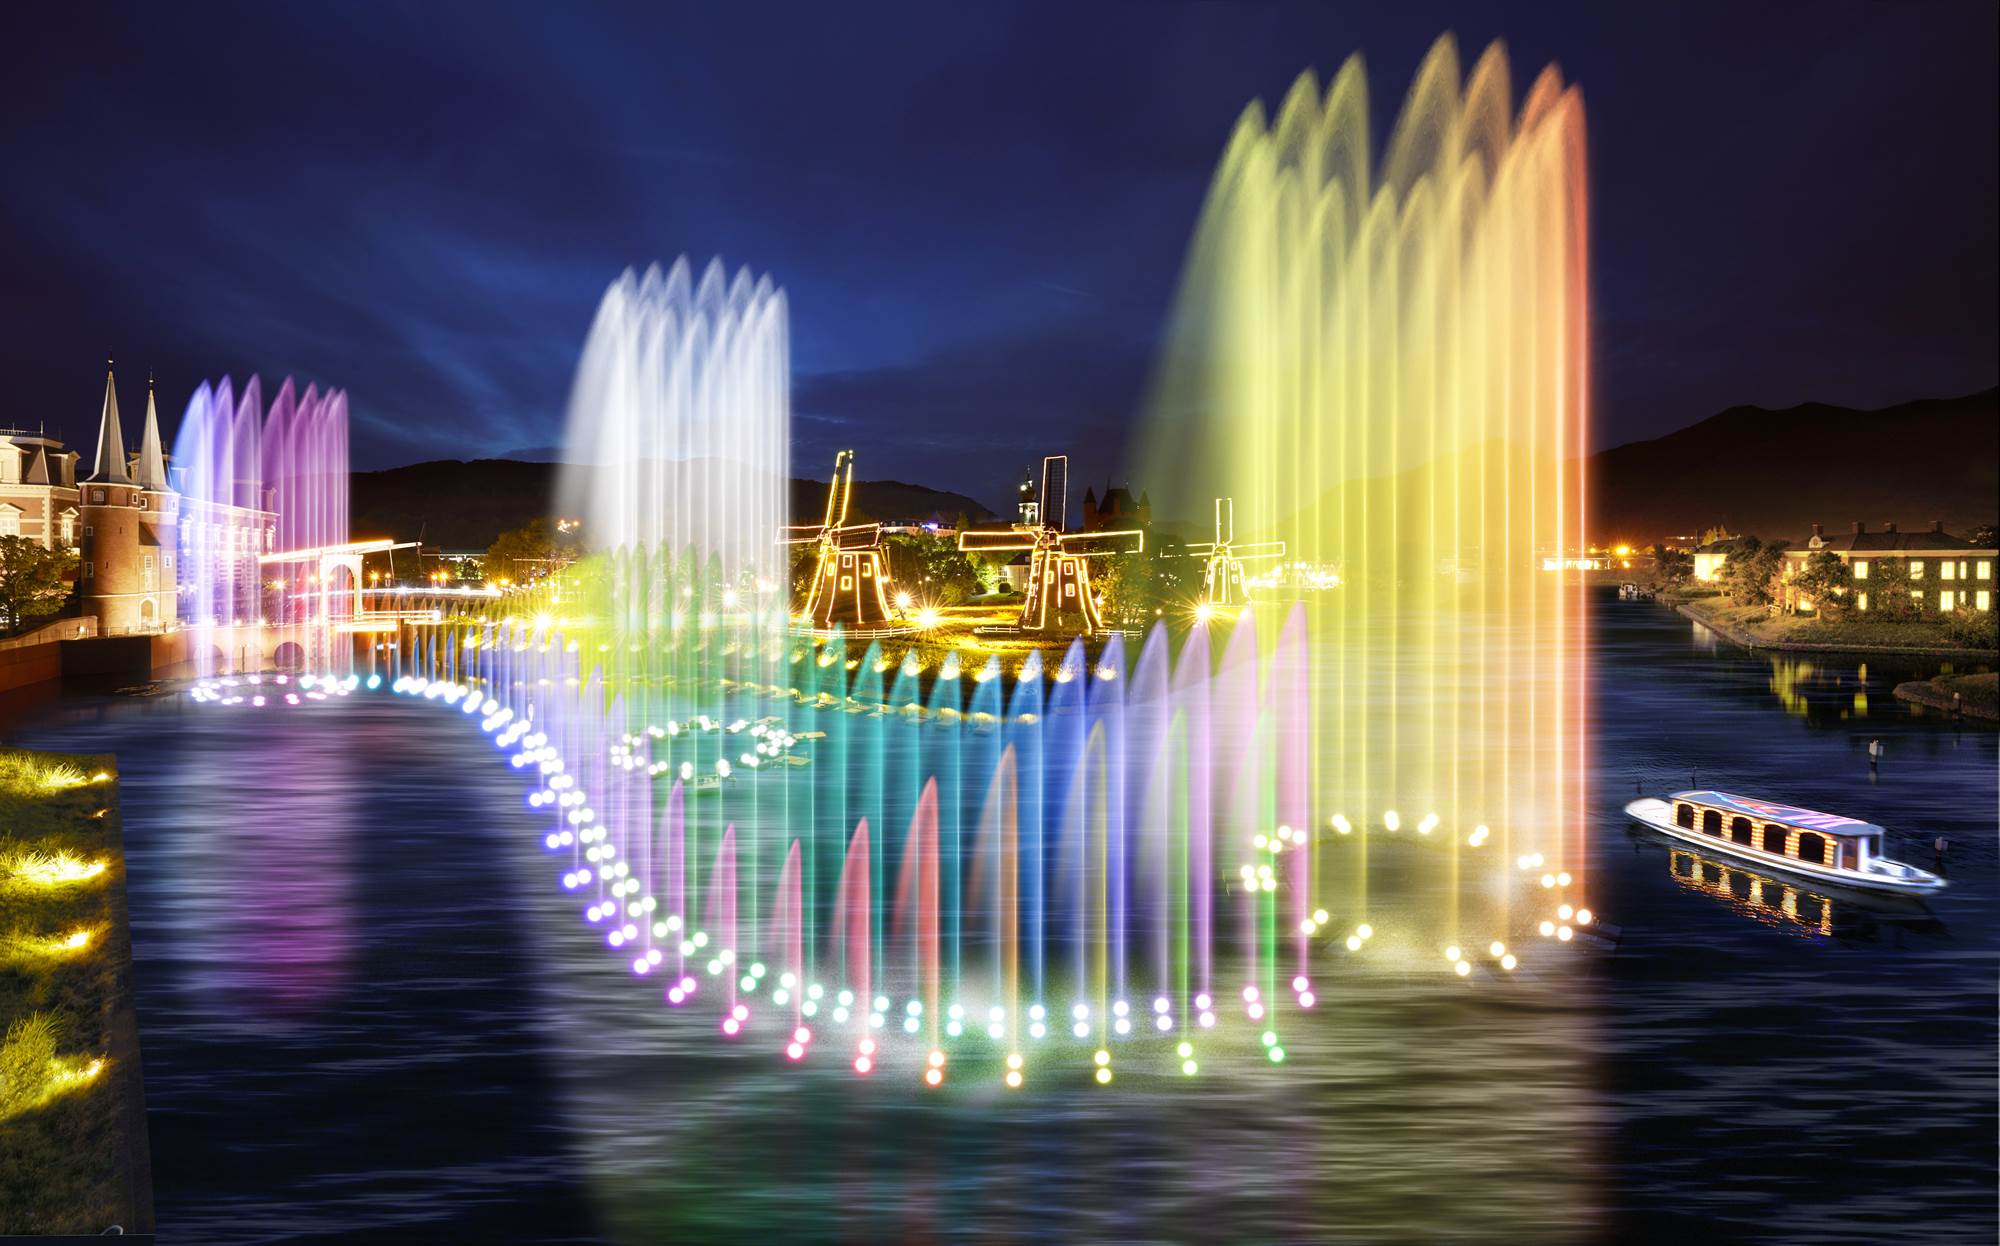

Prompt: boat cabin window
[1702,808,1723,836]
[1675,803,1695,829]
[1795,832,1827,865]
[1762,824,1788,854]
[1730,816,1753,845]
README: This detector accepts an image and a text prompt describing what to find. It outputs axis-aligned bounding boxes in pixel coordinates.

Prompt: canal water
[7,596,1993,1244]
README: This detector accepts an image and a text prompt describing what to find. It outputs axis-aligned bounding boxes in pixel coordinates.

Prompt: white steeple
[89,359,132,484]
[136,373,168,489]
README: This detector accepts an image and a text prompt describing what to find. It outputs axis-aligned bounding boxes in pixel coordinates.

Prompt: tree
[0,536,76,634]
[1719,537,1784,606]
[1867,558,1916,620]
[1699,525,1737,547]
[968,550,1014,595]
[485,519,577,584]
[787,542,820,605]
[1094,543,1205,625]
[1650,543,1693,589]
[882,534,980,607]
[1792,549,1853,618]
[1966,524,1997,549]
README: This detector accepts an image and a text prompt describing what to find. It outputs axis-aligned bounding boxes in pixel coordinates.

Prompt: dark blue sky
[2,2,1993,511]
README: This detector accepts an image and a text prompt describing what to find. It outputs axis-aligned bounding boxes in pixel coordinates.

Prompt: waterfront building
[74,366,277,635]
[1081,482,1151,532]
[1692,536,1756,583]
[0,428,82,551]
[1781,521,1996,614]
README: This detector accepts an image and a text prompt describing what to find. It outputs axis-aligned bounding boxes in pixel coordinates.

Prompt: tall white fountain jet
[558,258,790,593]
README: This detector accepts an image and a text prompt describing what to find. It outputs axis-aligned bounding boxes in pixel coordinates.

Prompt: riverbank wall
[1893,674,2000,722]
[0,619,97,695]
[1672,598,2000,661]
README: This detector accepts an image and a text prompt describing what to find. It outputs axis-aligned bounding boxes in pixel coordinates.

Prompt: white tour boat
[1624,790,1946,896]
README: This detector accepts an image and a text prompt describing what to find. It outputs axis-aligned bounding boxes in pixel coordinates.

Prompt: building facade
[0,430,82,551]
[1080,483,1151,532]
[74,366,277,635]
[1692,536,1753,583]
[1781,521,1996,614]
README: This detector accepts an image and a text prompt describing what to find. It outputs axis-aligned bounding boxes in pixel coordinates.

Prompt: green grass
[0,748,139,1235]
[1932,672,2000,717]
[1682,597,1996,652]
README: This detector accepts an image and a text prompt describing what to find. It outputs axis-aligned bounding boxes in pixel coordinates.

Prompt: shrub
[1943,608,1998,650]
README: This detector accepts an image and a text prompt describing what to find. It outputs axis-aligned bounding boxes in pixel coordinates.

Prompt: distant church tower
[79,363,177,634]
[1017,465,1040,526]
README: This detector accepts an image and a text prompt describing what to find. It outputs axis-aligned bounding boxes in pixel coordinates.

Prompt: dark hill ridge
[354,387,1997,550]
[350,458,998,548]
[1589,387,1997,545]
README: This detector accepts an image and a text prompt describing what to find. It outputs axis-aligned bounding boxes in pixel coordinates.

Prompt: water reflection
[1653,836,1948,951]
[1667,848,1835,938]
[1765,656,1874,722]
[0,589,1986,1243]
[165,720,360,1021]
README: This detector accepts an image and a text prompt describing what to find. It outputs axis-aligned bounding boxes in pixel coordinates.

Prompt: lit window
[1940,591,1956,611]
[1977,561,1990,579]
[1910,560,1924,579]
[840,577,852,591]
[1978,591,1991,612]
[1856,591,1869,612]
[1941,561,1955,581]
[1911,590,1924,603]
[0,508,18,538]
[1852,559,1869,580]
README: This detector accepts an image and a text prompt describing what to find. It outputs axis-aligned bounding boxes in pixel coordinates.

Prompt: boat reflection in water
[1668,848,1836,938]
[1664,848,1944,945]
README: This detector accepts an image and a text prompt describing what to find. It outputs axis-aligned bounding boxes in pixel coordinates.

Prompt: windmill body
[1183,497,1285,608]
[782,449,895,629]
[959,454,1142,635]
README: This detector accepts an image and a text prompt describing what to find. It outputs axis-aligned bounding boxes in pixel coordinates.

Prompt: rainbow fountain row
[188,589,1597,1089]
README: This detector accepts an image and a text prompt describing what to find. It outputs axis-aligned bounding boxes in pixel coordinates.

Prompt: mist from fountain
[172,375,350,676]
[1137,33,1594,916]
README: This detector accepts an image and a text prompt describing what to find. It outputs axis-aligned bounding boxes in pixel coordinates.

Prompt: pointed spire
[89,358,131,484]
[136,372,167,489]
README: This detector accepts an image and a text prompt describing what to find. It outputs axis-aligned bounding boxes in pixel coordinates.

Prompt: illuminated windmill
[1184,498,1285,609]
[959,454,1143,634]
[782,450,895,629]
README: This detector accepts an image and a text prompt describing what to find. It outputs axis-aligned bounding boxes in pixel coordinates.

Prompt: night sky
[2,2,1994,511]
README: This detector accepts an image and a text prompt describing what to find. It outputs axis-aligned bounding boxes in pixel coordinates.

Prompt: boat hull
[1623,798,1946,896]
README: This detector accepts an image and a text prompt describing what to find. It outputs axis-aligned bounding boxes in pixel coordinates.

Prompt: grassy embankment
[0,749,149,1235]
[1676,594,1998,655]
[1892,672,2000,722]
